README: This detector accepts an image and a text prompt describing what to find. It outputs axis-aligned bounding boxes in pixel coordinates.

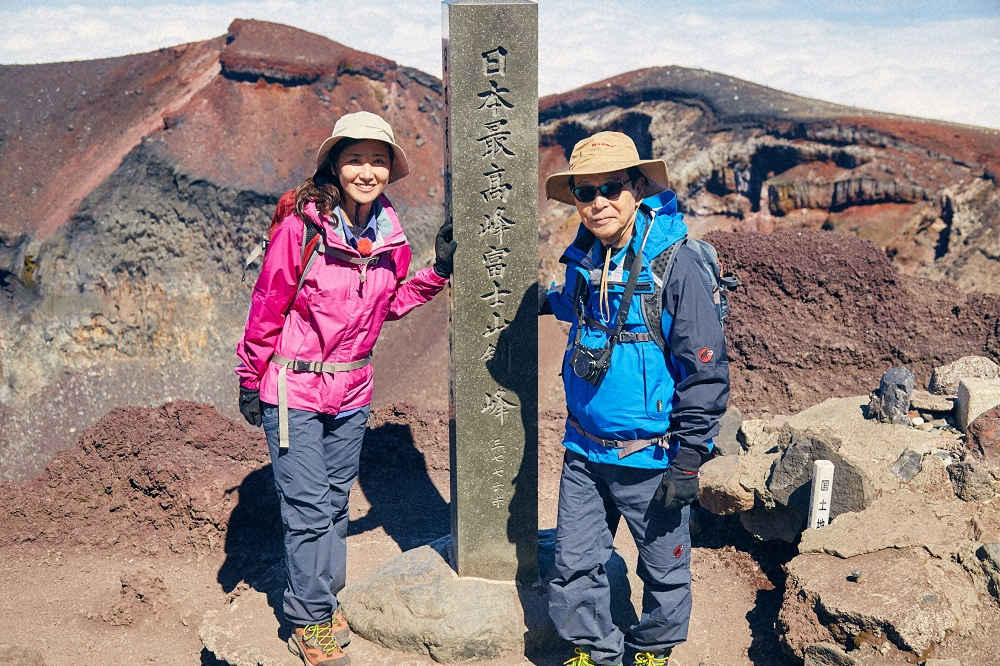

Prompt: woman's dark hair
[294,137,394,218]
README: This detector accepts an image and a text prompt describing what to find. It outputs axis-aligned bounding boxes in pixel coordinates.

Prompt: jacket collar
[303,194,406,255]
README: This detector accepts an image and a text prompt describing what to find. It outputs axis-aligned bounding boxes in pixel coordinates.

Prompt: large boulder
[698,455,754,515]
[779,549,980,658]
[339,542,530,662]
[797,490,974,559]
[767,428,875,522]
[721,396,959,540]
[956,378,1000,432]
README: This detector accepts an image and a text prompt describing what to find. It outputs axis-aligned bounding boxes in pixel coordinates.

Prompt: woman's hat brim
[315,111,410,183]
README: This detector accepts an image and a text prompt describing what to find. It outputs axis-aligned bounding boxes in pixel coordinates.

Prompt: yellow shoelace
[303,622,341,656]
[564,646,596,666]
[599,245,613,322]
[634,651,669,666]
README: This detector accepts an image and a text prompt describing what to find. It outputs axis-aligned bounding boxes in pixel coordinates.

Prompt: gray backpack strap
[642,237,686,354]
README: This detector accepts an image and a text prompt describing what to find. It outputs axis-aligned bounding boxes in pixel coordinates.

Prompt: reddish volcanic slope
[712,229,1000,415]
[0,19,446,241]
[0,37,223,237]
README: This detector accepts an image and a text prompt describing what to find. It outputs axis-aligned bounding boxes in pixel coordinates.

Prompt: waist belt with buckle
[270,353,371,449]
[567,416,669,460]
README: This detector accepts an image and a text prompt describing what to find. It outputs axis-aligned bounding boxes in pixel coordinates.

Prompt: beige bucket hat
[545,131,668,205]
[315,111,410,183]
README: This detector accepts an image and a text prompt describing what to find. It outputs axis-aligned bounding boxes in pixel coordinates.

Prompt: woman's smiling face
[335,139,392,211]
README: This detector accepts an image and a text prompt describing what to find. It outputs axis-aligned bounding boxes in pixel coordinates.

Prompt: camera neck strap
[573,211,655,358]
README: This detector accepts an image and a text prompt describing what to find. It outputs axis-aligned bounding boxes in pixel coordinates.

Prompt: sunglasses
[571,180,630,203]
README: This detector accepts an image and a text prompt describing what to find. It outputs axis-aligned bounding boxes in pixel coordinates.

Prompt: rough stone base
[200,529,639,664]
[339,530,639,663]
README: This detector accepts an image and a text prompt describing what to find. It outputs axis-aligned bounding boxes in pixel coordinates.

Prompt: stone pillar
[442,0,538,582]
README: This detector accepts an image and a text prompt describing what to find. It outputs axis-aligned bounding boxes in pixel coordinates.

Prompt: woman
[236,111,455,666]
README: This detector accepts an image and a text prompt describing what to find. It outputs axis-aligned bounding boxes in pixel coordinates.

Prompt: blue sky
[2,0,999,129]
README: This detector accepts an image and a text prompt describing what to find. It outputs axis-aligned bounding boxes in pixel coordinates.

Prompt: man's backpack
[641,235,739,354]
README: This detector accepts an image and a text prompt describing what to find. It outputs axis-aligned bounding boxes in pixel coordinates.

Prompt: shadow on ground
[351,419,451,550]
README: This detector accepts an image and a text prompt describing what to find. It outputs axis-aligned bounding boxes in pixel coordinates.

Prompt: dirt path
[0,403,792,666]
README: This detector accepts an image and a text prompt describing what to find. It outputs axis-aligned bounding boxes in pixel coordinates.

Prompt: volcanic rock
[929,355,1000,395]
[910,389,956,413]
[956,378,1000,432]
[780,549,980,657]
[802,643,855,666]
[699,455,755,515]
[946,461,996,502]
[966,406,1000,467]
[868,366,915,425]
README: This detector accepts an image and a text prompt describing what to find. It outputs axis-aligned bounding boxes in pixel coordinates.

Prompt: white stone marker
[807,460,835,529]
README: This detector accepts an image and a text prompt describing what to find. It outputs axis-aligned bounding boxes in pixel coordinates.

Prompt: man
[539,132,729,666]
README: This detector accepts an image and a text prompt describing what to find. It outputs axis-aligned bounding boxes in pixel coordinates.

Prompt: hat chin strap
[607,204,639,248]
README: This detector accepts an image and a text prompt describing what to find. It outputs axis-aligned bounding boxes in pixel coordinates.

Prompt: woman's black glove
[239,386,262,427]
[654,447,704,510]
[433,220,457,278]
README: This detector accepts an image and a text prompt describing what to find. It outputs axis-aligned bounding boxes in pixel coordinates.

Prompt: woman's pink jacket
[236,196,447,415]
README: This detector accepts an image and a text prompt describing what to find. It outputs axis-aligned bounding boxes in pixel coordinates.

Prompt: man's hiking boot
[563,646,622,666]
[633,649,672,666]
[331,607,350,646]
[288,620,349,666]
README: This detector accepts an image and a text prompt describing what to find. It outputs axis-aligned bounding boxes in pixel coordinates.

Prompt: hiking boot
[633,648,672,666]
[288,620,350,666]
[331,607,350,647]
[563,646,622,666]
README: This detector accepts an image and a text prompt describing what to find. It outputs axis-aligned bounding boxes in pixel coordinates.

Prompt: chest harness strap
[567,416,669,460]
[270,353,372,449]
[318,245,381,283]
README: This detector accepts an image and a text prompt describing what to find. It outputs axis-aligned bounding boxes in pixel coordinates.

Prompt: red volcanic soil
[0,401,791,666]
[712,229,1000,415]
[0,38,224,237]
[838,115,1000,175]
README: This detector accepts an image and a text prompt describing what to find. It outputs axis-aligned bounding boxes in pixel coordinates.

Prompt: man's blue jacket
[543,191,730,469]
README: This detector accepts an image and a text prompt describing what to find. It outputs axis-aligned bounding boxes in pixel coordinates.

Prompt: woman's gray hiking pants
[263,403,369,627]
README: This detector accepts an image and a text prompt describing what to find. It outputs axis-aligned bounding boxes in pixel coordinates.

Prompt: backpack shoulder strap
[284,217,326,316]
[642,237,686,353]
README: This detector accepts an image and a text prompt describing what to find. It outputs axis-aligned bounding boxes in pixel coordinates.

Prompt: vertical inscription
[475,43,517,516]
[444,0,538,582]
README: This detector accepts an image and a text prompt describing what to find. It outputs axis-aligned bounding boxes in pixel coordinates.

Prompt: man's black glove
[239,386,262,427]
[433,220,457,278]
[654,447,704,510]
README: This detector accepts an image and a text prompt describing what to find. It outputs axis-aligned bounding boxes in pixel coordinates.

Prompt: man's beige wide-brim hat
[545,131,668,205]
[315,111,410,183]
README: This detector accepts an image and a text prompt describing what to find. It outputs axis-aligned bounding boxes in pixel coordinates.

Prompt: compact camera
[569,343,610,386]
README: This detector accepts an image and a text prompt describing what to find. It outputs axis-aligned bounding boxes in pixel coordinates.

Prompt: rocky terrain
[2,19,1000,482]
[1,17,1000,666]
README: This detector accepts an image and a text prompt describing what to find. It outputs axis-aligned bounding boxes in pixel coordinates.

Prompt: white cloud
[0,0,997,129]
